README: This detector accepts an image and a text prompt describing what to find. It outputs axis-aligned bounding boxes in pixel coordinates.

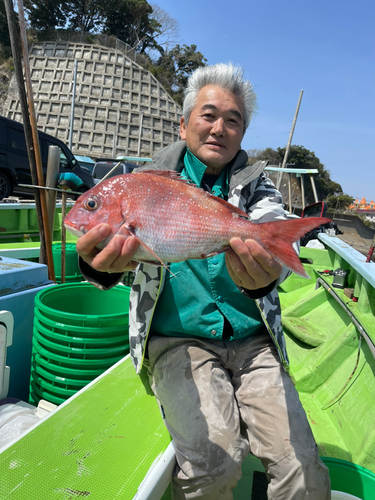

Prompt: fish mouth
[63,221,85,239]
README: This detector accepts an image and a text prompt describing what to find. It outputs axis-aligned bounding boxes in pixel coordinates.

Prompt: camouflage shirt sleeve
[246,172,287,222]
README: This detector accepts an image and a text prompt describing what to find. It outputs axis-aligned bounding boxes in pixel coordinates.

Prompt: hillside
[0,61,13,115]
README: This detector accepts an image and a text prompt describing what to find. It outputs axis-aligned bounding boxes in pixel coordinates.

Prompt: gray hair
[182,63,257,132]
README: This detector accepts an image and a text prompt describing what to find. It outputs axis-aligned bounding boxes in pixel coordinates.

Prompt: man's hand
[76,223,139,274]
[225,238,283,290]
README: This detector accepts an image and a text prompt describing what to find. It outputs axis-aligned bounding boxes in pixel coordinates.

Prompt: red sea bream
[64,170,330,278]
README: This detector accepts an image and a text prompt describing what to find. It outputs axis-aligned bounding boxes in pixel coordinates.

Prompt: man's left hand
[225,238,283,290]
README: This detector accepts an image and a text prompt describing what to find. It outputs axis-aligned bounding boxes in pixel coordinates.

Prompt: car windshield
[93,163,122,179]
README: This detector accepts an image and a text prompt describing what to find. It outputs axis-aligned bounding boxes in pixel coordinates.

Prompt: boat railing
[316,233,375,334]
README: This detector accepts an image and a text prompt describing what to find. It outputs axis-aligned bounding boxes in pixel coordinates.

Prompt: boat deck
[279,242,375,471]
[0,355,172,499]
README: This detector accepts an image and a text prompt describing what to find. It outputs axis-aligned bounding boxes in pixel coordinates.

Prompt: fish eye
[84,197,99,211]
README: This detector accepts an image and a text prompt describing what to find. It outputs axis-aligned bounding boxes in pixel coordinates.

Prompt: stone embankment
[2,33,182,159]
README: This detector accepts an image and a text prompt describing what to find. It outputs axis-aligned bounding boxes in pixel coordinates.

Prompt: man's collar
[139,141,268,188]
[183,149,229,197]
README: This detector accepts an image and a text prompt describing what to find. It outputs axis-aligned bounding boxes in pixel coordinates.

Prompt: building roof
[349,197,375,211]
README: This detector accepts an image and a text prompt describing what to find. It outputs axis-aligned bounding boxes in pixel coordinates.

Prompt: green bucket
[33,309,128,339]
[52,243,82,283]
[31,338,124,367]
[32,327,128,358]
[34,352,104,380]
[321,457,375,499]
[30,381,66,406]
[34,362,94,388]
[34,317,129,347]
[34,283,130,327]
[30,283,131,405]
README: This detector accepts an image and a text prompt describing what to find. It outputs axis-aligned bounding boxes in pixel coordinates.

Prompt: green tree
[20,1,208,104]
[24,1,166,54]
[150,44,207,105]
[0,0,15,61]
[247,147,279,166]
[277,145,343,202]
[24,0,67,31]
[246,145,346,204]
[103,0,162,54]
[358,214,375,231]
[63,0,107,32]
[326,194,355,212]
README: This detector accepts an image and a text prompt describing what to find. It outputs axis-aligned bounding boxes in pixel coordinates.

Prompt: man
[77,63,330,499]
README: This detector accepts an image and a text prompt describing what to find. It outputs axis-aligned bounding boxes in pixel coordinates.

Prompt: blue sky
[154,0,375,202]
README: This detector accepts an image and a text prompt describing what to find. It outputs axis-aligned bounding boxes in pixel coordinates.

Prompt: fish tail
[255,217,330,278]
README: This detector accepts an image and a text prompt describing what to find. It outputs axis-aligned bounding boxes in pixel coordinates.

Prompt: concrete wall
[327,212,375,243]
[3,39,182,159]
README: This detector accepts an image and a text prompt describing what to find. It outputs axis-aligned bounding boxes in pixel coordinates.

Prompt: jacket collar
[137,141,269,188]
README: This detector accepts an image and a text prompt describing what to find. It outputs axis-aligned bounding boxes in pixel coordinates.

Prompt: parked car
[0,116,94,200]
[92,159,138,185]
[74,155,95,173]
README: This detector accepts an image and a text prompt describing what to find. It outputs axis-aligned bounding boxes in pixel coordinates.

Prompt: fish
[64,170,330,278]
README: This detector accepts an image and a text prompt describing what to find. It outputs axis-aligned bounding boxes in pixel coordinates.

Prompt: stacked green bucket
[30,283,131,406]
[52,243,83,283]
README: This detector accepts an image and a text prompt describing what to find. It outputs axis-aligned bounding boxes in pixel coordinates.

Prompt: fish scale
[128,191,238,261]
[119,178,233,260]
[64,170,330,278]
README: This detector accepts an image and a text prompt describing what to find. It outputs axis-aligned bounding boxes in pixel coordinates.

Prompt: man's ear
[180,116,187,140]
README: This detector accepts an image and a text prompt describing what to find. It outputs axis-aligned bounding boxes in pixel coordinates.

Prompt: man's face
[180,84,245,175]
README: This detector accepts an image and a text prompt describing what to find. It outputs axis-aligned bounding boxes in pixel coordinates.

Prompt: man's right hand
[76,223,139,274]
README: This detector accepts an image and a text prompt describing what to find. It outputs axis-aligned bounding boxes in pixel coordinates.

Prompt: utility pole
[276,90,304,190]
[68,59,78,150]
[137,114,144,157]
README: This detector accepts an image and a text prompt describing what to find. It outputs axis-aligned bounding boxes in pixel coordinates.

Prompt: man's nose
[211,117,225,136]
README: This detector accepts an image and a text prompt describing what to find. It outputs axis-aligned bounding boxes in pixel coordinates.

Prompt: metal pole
[292,194,300,214]
[112,132,116,157]
[277,90,304,190]
[45,145,61,239]
[309,174,319,203]
[300,174,305,210]
[112,109,120,157]
[137,113,144,157]
[68,59,78,150]
[288,174,292,212]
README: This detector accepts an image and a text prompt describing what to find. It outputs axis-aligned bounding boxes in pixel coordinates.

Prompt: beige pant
[147,331,331,500]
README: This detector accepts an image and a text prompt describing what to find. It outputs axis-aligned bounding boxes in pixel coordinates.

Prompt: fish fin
[209,196,250,217]
[255,217,331,279]
[135,170,197,186]
[124,224,177,278]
